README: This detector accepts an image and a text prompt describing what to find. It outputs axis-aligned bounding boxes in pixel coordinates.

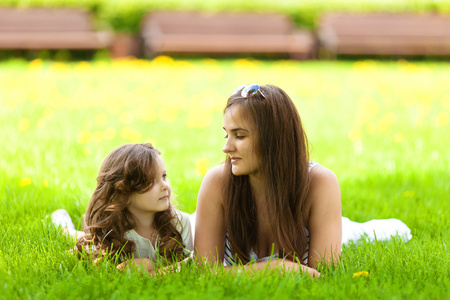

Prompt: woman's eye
[162,174,167,180]
[224,135,228,139]
[236,135,245,140]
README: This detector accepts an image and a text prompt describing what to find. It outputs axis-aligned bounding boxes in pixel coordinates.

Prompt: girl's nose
[162,179,170,190]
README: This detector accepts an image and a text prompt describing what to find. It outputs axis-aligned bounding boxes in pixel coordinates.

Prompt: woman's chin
[231,167,245,176]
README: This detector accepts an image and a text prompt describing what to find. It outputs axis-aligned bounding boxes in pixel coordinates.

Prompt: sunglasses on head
[232,84,266,99]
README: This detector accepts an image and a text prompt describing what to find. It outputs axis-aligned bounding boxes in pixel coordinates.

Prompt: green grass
[0,57,449,299]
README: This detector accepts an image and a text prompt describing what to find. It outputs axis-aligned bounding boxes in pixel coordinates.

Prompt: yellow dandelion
[378,112,396,133]
[43,107,54,118]
[43,180,49,187]
[393,132,405,144]
[83,146,91,156]
[20,177,32,187]
[352,271,369,278]
[29,58,43,69]
[139,109,157,123]
[365,122,377,135]
[95,113,108,126]
[158,106,178,124]
[119,111,133,125]
[120,127,142,143]
[93,130,104,143]
[403,190,415,197]
[202,58,219,65]
[104,127,116,140]
[441,95,450,111]
[37,118,45,128]
[50,62,69,71]
[186,113,212,129]
[195,158,210,176]
[77,130,92,144]
[348,128,363,142]
[76,61,91,70]
[233,58,261,70]
[152,55,174,65]
[18,118,30,132]
[355,95,379,126]
[437,112,449,127]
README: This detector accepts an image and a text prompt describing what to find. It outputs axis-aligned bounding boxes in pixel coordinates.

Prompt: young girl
[52,143,193,273]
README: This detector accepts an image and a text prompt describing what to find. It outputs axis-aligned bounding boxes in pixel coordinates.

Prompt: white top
[124,210,193,260]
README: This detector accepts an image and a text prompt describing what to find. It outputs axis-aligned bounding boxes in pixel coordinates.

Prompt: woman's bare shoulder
[304,164,340,222]
[310,164,339,184]
[204,164,227,182]
[198,164,227,205]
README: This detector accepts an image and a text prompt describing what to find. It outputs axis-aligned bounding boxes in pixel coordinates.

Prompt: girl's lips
[159,196,169,201]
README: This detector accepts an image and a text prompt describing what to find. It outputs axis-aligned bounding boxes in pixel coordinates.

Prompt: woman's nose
[222,138,232,153]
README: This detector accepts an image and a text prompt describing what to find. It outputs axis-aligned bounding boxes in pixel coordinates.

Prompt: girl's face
[127,155,171,217]
[223,105,260,177]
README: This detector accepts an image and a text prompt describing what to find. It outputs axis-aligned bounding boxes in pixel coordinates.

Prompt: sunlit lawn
[0,57,449,299]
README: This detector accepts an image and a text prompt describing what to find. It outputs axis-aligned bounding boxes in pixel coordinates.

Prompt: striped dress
[223,161,318,266]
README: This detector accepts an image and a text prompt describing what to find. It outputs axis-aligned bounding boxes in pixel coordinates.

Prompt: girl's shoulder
[172,209,194,251]
[173,209,191,227]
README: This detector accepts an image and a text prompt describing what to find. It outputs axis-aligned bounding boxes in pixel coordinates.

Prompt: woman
[195,84,341,277]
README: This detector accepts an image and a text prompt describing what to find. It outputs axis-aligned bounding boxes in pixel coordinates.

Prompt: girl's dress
[125,210,194,259]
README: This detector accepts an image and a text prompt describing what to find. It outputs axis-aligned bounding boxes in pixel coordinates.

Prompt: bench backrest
[320,13,450,37]
[142,11,295,35]
[0,8,94,32]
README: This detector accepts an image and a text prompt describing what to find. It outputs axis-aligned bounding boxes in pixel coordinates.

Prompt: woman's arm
[307,165,342,268]
[194,165,227,264]
[225,259,320,277]
[194,165,320,278]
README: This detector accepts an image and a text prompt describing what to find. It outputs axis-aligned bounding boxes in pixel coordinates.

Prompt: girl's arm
[117,258,154,272]
[194,165,227,263]
[307,165,342,268]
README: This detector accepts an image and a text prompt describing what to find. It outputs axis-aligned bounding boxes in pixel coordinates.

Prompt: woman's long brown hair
[223,85,310,264]
[76,143,186,263]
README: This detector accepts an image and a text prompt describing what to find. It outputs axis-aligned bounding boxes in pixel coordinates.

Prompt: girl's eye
[224,135,228,139]
[162,174,167,180]
[236,135,245,140]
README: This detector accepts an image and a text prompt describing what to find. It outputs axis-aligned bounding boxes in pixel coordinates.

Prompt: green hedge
[1,0,450,33]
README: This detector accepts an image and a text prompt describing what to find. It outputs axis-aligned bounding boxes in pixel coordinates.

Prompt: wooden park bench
[141,11,315,59]
[0,8,113,50]
[317,13,450,57]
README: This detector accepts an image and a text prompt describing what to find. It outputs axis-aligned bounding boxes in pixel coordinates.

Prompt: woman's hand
[226,259,321,278]
[281,260,321,278]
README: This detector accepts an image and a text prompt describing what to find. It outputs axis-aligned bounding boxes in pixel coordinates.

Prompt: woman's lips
[230,157,241,164]
[159,196,169,201]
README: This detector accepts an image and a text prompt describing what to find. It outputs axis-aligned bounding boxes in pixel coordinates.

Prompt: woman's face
[222,105,260,177]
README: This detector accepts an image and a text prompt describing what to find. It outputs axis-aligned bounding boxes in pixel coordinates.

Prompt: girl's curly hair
[76,143,186,263]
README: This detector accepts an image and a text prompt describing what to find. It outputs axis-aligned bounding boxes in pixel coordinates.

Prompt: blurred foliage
[0,0,449,33]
